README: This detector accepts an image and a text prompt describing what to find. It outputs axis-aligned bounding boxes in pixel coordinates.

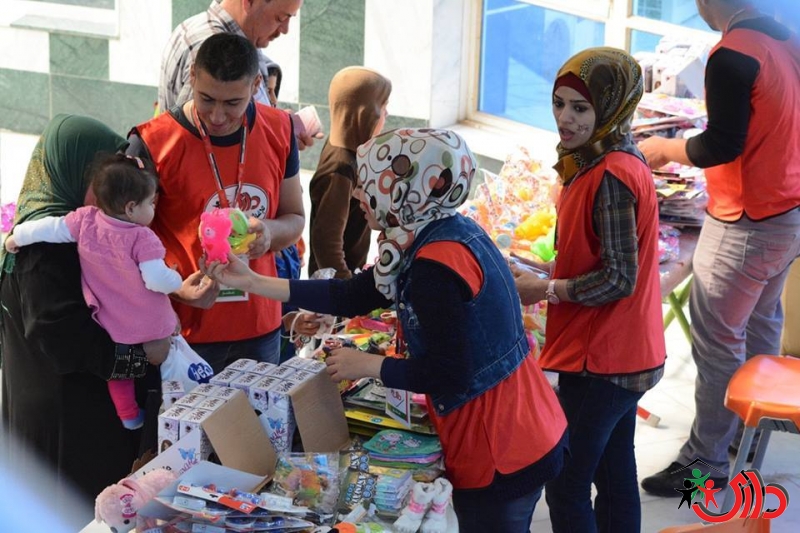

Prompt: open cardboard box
[136,378,349,527]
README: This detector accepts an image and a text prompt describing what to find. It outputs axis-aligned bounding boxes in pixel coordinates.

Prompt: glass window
[630,29,662,55]
[632,0,708,31]
[30,0,114,7]
[479,0,604,131]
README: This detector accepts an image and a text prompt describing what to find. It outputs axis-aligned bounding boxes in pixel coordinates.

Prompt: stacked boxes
[159,356,328,456]
[245,356,327,453]
[162,380,185,407]
[157,384,230,456]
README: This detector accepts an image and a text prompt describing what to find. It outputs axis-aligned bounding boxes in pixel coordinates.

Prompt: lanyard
[192,103,248,209]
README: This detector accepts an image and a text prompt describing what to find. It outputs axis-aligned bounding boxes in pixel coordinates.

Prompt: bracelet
[110,343,148,380]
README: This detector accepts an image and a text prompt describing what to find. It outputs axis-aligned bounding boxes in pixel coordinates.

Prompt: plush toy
[198,208,256,263]
[94,468,177,533]
[199,209,233,263]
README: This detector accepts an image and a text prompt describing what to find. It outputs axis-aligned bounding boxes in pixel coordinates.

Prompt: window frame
[464,0,719,133]
[5,0,119,39]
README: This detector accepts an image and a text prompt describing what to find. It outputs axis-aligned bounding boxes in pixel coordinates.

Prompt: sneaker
[641,462,728,497]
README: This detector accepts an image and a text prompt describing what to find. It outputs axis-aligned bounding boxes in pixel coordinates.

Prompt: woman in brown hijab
[512,48,665,533]
[308,66,391,279]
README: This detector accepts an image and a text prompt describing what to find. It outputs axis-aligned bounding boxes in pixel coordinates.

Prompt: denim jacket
[396,215,529,415]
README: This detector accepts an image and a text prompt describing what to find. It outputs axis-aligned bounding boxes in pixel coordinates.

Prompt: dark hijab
[1,114,128,275]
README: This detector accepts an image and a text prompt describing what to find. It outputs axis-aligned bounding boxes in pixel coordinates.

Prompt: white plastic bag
[160,335,214,392]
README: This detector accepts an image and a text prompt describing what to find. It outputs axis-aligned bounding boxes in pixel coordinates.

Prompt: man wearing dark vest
[638,0,800,495]
[128,33,304,373]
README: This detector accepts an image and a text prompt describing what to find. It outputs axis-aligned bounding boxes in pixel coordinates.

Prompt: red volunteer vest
[705,28,800,221]
[540,151,666,375]
[136,104,292,343]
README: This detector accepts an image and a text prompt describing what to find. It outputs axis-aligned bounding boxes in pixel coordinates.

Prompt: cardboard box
[210,386,238,400]
[162,380,185,406]
[190,383,218,396]
[137,461,271,529]
[266,364,296,380]
[179,408,214,460]
[157,404,192,453]
[175,392,206,409]
[153,376,348,476]
[248,375,281,414]
[228,371,263,394]
[261,379,298,453]
[262,369,349,454]
[225,358,257,372]
[195,396,227,412]
[209,368,242,387]
[250,361,278,375]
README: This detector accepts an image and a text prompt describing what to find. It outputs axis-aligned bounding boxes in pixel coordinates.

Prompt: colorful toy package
[460,145,558,261]
[269,452,340,516]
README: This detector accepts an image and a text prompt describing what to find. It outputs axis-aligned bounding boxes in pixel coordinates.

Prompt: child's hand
[4,235,19,254]
[200,252,254,291]
[324,347,384,382]
[171,270,218,309]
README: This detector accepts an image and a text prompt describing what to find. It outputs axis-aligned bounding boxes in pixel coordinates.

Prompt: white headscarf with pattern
[355,128,477,299]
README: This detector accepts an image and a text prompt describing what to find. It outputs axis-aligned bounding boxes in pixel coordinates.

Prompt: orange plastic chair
[723,354,800,510]
[659,517,770,532]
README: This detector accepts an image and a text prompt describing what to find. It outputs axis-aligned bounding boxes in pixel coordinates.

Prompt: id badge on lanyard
[216,254,250,302]
[193,104,252,303]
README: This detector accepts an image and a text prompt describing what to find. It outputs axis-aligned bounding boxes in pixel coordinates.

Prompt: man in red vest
[639,0,800,495]
[128,33,304,373]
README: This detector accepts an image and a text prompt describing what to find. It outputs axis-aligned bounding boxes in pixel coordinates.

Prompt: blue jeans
[191,328,281,375]
[453,486,542,533]
[546,374,644,533]
[677,209,800,473]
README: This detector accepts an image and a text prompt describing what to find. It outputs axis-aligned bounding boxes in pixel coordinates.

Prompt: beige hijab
[328,67,392,150]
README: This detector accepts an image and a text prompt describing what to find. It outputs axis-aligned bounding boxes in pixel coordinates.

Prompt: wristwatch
[546,279,560,305]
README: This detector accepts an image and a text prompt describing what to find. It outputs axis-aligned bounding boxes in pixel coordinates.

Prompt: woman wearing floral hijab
[512,48,666,532]
[204,128,567,532]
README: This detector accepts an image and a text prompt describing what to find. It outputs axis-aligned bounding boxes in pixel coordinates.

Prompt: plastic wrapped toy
[226,207,257,254]
[198,208,257,263]
[199,209,232,263]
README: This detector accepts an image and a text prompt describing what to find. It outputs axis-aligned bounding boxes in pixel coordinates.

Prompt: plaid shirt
[564,171,664,392]
[158,0,280,112]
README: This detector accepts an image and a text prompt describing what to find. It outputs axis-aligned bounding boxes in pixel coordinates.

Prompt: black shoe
[728,443,756,462]
[641,461,728,498]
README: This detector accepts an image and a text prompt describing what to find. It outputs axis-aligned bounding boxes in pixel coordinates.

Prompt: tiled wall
[0,0,499,204]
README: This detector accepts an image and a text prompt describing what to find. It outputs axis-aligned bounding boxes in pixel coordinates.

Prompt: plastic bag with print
[160,335,214,392]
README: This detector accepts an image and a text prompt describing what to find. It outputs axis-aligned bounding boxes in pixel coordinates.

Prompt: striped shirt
[565,171,664,392]
[158,0,280,112]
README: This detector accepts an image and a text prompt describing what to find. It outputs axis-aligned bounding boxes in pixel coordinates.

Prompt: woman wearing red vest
[639,0,800,496]
[512,48,666,533]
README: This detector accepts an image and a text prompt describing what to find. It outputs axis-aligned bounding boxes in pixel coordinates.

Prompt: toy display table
[660,228,699,344]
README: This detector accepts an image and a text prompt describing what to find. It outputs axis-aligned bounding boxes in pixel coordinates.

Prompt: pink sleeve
[63,207,89,240]
[131,228,167,264]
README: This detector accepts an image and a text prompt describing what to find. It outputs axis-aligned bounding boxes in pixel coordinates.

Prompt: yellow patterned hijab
[553,47,644,184]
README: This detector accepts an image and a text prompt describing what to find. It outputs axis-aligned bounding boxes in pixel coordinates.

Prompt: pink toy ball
[199,209,233,264]
[94,468,176,533]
